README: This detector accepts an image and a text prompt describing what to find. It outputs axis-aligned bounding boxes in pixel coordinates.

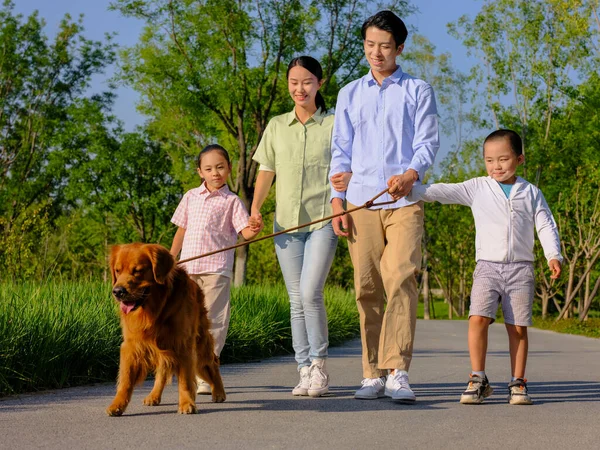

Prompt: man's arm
[329,88,353,202]
[329,88,353,236]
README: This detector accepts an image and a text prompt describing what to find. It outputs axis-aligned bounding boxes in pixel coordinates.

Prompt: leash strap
[177,188,396,265]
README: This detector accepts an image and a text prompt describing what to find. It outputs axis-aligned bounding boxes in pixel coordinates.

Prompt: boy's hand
[330,172,352,192]
[387,170,419,200]
[331,198,349,237]
[549,259,561,279]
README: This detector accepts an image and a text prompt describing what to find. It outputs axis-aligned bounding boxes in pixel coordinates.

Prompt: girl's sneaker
[508,378,533,405]
[307,359,329,397]
[292,366,310,396]
[460,374,493,404]
[196,377,212,395]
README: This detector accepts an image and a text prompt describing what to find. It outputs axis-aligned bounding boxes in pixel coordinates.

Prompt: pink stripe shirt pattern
[171,182,249,276]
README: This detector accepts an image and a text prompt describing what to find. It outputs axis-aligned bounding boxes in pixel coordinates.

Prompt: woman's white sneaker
[292,365,311,396]
[308,359,329,397]
[354,377,386,399]
[385,370,416,403]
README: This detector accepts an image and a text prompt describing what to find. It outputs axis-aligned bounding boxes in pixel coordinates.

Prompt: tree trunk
[459,257,465,317]
[233,245,248,287]
[541,291,548,319]
[422,249,430,320]
[233,186,251,287]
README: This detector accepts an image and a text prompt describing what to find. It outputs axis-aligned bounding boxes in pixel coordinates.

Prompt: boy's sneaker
[354,377,386,399]
[460,374,493,404]
[508,378,533,405]
[385,370,417,403]
[307,359,329,397]
[196,377,212,395]
[292,365,310,396]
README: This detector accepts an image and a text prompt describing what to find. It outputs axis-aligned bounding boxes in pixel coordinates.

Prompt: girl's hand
[248,212,263,233]
[549,259,562,279]
[330,172,352,192]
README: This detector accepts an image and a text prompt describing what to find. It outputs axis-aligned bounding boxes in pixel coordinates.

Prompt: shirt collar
[286,107,326,126]
[199,181,231,197]
[366,65,404,87]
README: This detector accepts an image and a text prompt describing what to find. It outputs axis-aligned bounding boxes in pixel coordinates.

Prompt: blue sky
[14,0,482,154]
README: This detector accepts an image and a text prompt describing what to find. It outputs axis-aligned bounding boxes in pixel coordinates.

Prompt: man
[329,10,439,402]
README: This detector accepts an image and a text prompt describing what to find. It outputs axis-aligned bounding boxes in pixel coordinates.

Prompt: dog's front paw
[212,391,226,403]
[143,394,162,406]
[178,402,198,414]
[106,403,126,416]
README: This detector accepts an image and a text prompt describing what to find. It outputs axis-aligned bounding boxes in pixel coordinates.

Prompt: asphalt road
[1,320,599,450]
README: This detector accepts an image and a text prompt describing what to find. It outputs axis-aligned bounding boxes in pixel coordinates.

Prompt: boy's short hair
[483,129,523,157]
[361,10,408,48]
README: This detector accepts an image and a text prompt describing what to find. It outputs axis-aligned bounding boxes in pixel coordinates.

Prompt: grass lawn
[0,282,358,396]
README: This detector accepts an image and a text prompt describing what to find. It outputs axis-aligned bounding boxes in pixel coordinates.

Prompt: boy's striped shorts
[469,260,535,326]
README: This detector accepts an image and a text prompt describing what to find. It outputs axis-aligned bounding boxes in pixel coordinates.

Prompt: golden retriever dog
[106,243,226,416]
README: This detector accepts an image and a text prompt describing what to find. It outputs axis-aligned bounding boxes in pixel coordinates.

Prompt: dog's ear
[147,244,174,285]
[109,245,121,285]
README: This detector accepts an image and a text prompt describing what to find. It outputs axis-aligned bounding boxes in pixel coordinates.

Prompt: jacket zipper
[507,198,513,262]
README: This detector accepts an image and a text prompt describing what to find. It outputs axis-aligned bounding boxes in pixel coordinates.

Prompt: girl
[250,56,337,397]
[170,144,262,394]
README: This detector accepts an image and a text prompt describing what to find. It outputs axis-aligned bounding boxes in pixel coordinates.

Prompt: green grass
[0,282,358,396]
[531,317,600,339]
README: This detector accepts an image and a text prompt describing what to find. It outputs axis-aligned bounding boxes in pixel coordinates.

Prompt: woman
[251,56,337,397]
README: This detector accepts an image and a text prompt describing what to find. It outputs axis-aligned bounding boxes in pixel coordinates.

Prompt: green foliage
[0,281,359,396]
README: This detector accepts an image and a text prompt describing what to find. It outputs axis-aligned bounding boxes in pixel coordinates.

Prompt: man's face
[363,26,403,77]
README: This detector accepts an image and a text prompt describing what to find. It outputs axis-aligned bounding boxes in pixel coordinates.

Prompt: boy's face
[483,138,524,184]
[363,26,403,78]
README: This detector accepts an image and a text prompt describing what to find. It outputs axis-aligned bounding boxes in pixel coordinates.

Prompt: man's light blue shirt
[329,66,440,208]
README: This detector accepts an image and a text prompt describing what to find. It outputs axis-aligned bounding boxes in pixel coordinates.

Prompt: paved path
[1,320,599,449]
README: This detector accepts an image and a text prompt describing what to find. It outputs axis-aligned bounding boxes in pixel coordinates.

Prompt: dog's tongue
[120,301,136,314]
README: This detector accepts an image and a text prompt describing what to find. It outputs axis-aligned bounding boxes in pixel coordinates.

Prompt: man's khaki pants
[347,202,424,378]
[189,273,231,357]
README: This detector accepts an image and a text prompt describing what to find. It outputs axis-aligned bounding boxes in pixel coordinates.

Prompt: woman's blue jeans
[274,222,338,369]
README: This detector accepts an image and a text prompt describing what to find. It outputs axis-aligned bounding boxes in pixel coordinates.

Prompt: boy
[397,129,562,405]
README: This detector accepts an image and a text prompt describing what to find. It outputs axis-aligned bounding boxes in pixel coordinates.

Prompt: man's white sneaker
[292,365,310,396]
[385,370,416,403]
[354,377,386,399]
[308,359,329,397]
[196,377,212,395]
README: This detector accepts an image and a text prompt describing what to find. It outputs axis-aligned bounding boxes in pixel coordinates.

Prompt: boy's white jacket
[408,176,563,264]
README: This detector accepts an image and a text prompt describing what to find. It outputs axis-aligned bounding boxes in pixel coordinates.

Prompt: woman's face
[287,65,323,110]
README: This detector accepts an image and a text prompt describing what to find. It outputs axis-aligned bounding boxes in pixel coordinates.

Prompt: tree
[0,1,116,279]
[448,0,594,184]
[111,0,414,285]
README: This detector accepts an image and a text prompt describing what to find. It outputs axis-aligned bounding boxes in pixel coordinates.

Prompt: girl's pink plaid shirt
[171,182,250,277]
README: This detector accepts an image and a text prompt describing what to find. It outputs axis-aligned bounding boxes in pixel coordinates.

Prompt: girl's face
[484,138,524,184]
[197,151,231,192]
[288,65,323,110]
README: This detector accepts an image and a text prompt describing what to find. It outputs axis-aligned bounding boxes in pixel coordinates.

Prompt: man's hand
[549,259,562,280]
[331,198,349,237]
[387,169,419,200]
[330,172,352,192]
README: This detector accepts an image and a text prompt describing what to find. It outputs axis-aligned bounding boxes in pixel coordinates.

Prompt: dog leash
[177,188,397,265]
